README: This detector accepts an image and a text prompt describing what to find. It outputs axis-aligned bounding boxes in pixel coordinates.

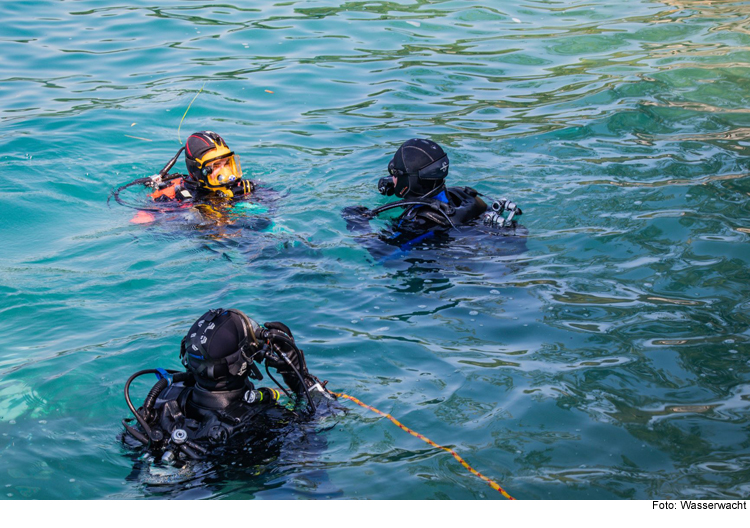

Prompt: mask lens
[203,154,240,186]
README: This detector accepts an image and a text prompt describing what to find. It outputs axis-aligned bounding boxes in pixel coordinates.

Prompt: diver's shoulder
[445,185,481,197]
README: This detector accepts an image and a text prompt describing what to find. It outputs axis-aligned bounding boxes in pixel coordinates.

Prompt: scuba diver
[112,131,277,228]
[341,138,527,263]
[141,131,252,203]
[122,308,335,464]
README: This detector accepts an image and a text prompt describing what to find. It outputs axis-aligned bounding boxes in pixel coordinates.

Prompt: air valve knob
[171,428,188,445]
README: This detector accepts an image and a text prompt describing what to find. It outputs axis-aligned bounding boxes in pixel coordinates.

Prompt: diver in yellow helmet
[182,131,252,198]
[143,130,254,203]
[112,131,273,226]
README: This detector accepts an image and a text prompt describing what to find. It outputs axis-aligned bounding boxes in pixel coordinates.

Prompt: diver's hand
[342,205,374,234]
[378,176,395,196]
[262,322,315,394]
[264,321,294,339]
[342,205,373,220]
[262,322,304,372]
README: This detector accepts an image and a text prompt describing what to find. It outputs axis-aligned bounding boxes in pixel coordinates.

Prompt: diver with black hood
[341,138,526,262]
[121,308,334,464]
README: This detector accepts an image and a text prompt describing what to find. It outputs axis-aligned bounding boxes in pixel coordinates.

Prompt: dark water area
[1,0,750,499]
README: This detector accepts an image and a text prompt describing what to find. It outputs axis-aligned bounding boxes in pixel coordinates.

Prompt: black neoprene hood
[182,309,248,390]
[390,138,449,197]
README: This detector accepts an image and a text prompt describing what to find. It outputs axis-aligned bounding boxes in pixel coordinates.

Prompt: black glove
[341,205,376,234]
[262,322,313,395]
[264,321,293,339]
[342,205,373,220]
[378,176,395,196]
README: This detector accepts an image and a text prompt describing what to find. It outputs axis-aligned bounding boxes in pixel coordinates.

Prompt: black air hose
[265,333,317,413]
[124,369,158,441]
[370,200,456,229]
[142,378,168,420]
[123,369,190,446]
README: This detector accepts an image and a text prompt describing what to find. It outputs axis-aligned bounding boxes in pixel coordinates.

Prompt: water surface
[1,0,750,499]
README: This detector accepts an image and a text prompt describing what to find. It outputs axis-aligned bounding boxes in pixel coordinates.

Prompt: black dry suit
[122,309,333,463]
[342,183,525,263]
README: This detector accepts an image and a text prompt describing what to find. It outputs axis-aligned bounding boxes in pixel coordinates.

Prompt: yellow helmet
[185,131,243,190]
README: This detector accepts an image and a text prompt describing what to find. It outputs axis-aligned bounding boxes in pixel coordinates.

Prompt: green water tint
[1,0,750,499]
[233,202,268,215]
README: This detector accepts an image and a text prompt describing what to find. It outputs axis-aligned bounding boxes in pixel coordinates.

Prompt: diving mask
[200,152,242,187]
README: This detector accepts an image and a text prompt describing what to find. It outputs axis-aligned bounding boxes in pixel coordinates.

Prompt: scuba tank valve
[483,198,522,228]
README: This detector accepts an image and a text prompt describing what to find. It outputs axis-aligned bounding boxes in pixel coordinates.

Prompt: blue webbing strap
[154,368,173,385]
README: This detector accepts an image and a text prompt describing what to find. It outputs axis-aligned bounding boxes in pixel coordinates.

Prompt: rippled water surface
[2,0,750,500]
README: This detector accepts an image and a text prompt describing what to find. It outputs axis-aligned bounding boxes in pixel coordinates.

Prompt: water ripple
[1,0,749,500]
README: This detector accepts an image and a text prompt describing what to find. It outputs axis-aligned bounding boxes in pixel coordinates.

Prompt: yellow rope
[333,392,515,500]
[177,82,206,144]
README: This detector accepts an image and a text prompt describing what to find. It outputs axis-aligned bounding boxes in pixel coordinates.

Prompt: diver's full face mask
[199,151,242,188]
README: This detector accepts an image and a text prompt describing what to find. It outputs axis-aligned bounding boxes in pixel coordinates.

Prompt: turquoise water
[2,0,750,499]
